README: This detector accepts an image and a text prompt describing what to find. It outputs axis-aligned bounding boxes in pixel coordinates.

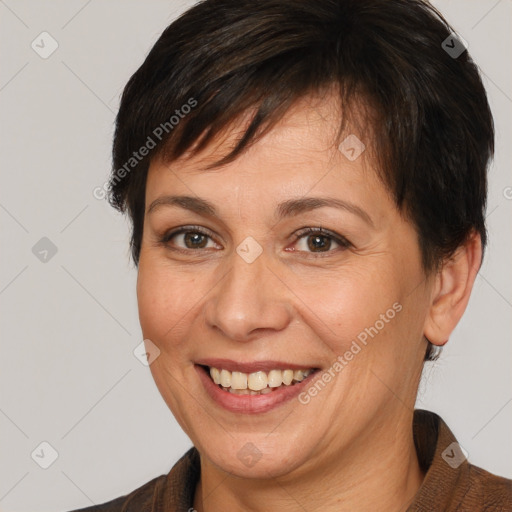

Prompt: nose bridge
[204,247,290,341]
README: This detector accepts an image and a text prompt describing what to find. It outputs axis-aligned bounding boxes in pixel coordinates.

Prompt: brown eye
[182,231,209,249]
[305,234,334,252]
[293,227,351,254]
[160,226,220,251]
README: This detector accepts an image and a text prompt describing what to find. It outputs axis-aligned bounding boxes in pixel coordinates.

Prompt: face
[137,94,432,481]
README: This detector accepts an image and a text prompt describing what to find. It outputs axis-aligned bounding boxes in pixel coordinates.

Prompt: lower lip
[195,365,319,414]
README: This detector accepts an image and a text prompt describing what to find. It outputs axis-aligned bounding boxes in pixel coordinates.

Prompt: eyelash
[293,227,351,253]
[158,225,352,256]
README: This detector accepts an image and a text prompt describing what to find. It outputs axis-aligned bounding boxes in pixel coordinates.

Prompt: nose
[203,249,292,342]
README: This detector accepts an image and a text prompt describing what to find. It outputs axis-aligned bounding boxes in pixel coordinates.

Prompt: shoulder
[63,447,200,512]
[65,474,166,512]
[461,463,512,511]
[409,410,512,511]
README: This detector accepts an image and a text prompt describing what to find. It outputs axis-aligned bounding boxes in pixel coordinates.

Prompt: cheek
[301,261,425,398]
[301,265,402,349]
[136,253,195,350]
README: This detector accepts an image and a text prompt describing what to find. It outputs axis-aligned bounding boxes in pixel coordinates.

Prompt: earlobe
[424,232,482,346]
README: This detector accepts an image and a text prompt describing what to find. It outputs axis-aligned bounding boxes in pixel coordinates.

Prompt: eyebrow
[147,195,374,226]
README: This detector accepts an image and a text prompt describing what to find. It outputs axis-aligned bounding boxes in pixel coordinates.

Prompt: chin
[196,430,317,479]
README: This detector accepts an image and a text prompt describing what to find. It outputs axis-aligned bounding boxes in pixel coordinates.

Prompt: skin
[137,92,482,512]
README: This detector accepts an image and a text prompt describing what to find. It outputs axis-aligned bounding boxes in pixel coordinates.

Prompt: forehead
[148,92,377,185]
[144,92,391,228]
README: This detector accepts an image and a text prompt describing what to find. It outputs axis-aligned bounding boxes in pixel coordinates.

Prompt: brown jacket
[68,410,512,511]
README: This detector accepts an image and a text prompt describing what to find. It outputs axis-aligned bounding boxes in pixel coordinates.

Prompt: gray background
[0,1,510,510]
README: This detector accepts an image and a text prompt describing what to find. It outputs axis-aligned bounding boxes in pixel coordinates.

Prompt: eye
[159,226,220,251]
[291,227,351,254]
[158,225,351,255]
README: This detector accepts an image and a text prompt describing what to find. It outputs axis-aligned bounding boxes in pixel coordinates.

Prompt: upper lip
[195,358,319,373]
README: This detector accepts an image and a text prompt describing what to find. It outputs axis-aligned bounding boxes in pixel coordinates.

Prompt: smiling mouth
[200,365,319,395]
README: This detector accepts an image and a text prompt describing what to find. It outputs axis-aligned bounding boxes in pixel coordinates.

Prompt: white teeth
[210,367,221,385]
[220,369,231,387]
[282,369,294,385]
[231,371,248,390]
[267,369,283,387]
[229,388,250,395]
[293,369,305,381]
[207,366,315,393]
[248,371,267,390]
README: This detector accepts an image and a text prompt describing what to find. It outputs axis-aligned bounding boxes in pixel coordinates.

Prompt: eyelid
[160,224,214,243]
[292,226,351,248]
[157,225,223,255]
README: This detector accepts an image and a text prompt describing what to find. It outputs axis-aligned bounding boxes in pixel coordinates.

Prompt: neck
[193,412,425,512]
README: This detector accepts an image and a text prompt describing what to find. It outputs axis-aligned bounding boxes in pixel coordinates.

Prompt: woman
[71,0,511,510]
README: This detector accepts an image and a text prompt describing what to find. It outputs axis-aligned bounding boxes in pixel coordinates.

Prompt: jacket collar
[157,409,469,511]
[407,409,470,510]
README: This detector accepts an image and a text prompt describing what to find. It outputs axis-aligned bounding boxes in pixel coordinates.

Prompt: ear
[424,231,482,346]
